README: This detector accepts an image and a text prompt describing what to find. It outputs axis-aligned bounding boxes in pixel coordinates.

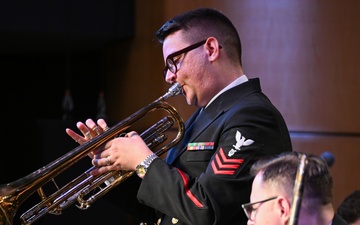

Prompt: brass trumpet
[0,83,185,225]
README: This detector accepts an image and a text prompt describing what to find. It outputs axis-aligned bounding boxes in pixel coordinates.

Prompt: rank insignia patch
[187,142,215,150]
[228,131,254,157]
[211,148,244,175]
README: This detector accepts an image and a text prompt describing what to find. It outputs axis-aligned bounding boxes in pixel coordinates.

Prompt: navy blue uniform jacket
[107,78,292,225]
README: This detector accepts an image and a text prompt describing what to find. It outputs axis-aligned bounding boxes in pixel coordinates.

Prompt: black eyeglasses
[162,39,207,78]
[241,196,278,221]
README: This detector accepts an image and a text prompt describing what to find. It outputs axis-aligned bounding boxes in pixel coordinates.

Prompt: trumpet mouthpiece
[162,83,183,100]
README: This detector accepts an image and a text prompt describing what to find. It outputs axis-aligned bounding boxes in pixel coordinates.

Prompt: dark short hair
[155,7,242,65]
[337,190,360,224]
[250,151,333,210]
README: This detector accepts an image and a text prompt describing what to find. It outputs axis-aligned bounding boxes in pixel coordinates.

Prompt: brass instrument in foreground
[288,153,307,225]
[0,83,185,225]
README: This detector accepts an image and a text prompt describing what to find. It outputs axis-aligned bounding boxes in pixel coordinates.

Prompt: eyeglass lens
[163,39,207,78]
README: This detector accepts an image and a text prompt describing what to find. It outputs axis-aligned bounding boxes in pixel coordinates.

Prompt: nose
[165,70,176,84]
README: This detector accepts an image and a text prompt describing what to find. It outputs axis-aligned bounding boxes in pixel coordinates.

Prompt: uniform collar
[205,74,249,109]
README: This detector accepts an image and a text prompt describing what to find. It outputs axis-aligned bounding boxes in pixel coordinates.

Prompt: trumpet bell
[0,83,184,225]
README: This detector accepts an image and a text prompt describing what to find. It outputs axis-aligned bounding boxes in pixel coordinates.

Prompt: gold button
[171,217,179,224]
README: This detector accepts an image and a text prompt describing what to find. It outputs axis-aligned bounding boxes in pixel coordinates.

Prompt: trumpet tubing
[0,83,185,225]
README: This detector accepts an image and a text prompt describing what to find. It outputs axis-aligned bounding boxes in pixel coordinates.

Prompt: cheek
[256,207,277,225]
[182,61,206,91]
[255,216,272,225]
[183,53,205,79]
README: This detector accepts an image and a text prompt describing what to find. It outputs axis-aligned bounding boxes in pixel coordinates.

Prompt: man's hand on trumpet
[65,118,154,176]
[65,118,108,158]
[66,118,108,145]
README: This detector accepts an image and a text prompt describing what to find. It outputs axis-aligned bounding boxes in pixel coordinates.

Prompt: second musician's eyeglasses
[241,196,278,221]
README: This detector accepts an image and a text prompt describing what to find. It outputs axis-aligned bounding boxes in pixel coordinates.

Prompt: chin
[183,91,196,106]
[185,98,192,106]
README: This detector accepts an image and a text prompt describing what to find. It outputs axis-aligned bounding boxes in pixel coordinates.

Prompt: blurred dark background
[0,1,136,225]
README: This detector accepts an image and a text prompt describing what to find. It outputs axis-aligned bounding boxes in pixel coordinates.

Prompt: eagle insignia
[228,131,254,157]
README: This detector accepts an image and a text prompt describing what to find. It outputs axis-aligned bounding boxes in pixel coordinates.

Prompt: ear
[276,196,291,224]
[205,37,221,62]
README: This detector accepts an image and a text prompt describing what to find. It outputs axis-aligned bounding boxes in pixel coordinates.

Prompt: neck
[297,203,334,225]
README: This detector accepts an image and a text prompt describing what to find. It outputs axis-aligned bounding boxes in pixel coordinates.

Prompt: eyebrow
[166,40,207,60]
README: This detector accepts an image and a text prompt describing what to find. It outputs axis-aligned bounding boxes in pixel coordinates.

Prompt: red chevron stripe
[177,169,204,208]
[215,154,239,168]
[211,148,244,175]
[211,160,235,175]
[219,148,244,163]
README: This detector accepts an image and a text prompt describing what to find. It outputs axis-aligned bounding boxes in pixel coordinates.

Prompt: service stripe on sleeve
[176,169,204,208]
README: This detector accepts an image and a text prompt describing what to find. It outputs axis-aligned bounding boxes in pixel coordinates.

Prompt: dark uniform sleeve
[137,101,292,225]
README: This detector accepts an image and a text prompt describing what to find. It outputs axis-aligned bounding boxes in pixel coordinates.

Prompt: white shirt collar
[205,74,249,109]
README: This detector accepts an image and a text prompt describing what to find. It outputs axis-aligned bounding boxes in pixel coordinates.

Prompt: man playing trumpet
[66,7,292,225]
